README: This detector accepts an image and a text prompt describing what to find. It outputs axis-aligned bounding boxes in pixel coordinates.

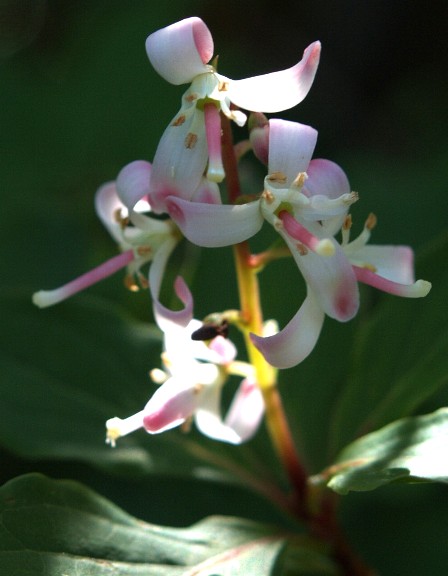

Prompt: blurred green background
[1,1,447,574]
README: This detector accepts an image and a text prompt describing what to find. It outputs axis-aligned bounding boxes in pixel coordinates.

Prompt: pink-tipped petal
[279,221,359,321]
[149,237,193,329]
[116,160,152,210]
[250,289,324,368]
[353,266,431,297]
[94,182,126,243]
[146,17,213,85]
[166,196,263,247]
[149,111,208,213]
[143,377,201,433]
[350,245,415,284]
[32,250,134,308]
[228,41,321,113]
[268,119,317,185]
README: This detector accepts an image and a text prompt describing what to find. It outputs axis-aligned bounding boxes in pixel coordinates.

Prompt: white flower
[106,319,264,445]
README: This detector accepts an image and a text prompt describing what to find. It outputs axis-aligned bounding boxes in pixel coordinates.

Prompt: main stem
[220,115,375,575]
[221,116,309,516]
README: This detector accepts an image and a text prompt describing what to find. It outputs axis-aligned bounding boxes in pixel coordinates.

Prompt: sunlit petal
[228,41,321,113]
[116,160,151,210]
[268,119,317,184]
[146,17,213,85]
[349,245,415,284]
[251,289,324,368]
[166,196,263,247]
[94,182,126,244]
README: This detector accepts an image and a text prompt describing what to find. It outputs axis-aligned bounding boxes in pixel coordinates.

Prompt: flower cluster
[33,17,431,445]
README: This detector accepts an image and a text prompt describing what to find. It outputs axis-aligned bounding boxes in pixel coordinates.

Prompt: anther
[185,133,198,149]
[292,172,307,189]
[365,212,377,230]
[172,115,186,127]
[267,171,287,184]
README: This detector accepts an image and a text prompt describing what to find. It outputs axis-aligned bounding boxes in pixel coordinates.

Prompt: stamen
[342,214,352,245]
[291,172,307,189]
[280,211,335,257]
[267,171,287,184]
[124,274,140,292]
[172,115,186,127]
[365,212,377,230]
[184,132,198,149]
[32,249,135,308]
[150,368,168,384]
[204,103,225,182]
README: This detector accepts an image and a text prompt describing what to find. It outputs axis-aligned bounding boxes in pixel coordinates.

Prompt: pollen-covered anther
[296,242,308,255]
[150,368,168,384]
[218,80,229,92]
[345,191,359,205]
[137,272,149,289]
[172,114,186,127]
[291,171,307,189]
[193,383,205,395]
[363,263,377,272]
[261,189,275,204]
[124,274,140,292]
[185,132,198,149]
[365,212,377,230]
[185,92,198,103]
[137,245,152,257]
[343,214,352,231]
[315,239,335,257]
[113,208,129,228]
[267,171,287,184]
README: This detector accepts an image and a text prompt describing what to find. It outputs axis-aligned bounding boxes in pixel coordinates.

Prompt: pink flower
[166,119,431,368]
[145,17,321,213]
[106,319,264,445]
[32,160,192,327]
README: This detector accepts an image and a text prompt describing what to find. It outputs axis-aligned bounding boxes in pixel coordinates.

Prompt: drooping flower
[145,16,321,213]
[32,160,192,326]
[106,318,264,446]
[165,119,431,368]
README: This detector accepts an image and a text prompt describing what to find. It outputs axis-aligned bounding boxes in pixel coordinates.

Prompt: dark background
[1,1,447,574]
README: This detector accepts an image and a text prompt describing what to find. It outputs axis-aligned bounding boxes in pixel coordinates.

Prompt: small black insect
[191,320,229,341]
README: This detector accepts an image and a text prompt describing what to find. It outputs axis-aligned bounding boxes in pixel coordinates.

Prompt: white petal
[350,245,415,284]
[228,41,321,113]
[195,379,264,444]
[166,197,263,247]
[303,159,352,235]
[94,182,126,244]
[149,110,208,213]
[268,119,317,185]
[146,17,213,85]
[149,238,193,329]
[143,377,201,433]
[279,221,359,321]
[251,289,324,369]
[116,160,151,210]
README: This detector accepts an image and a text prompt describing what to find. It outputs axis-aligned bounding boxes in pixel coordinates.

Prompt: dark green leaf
[329,232,448,454]
[0,474,338,575]
[318,408,448,494]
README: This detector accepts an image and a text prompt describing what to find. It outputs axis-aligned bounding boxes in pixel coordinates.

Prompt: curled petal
[191,178,222,204]
[279,220,359,321]
[353,266,431,298]
[149,237,193,329]
[149,110,208,213]
[116,160,152,210]
[251,289,324,369]
[94,182,126,244]
[268,119,318,185]
[146,17,213,85]
[166,196,263,247]
[195,378,264,444]
[348,245,415,284]
[228,41,321,113]
[303,159,352,235]
[143,377,202,433]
